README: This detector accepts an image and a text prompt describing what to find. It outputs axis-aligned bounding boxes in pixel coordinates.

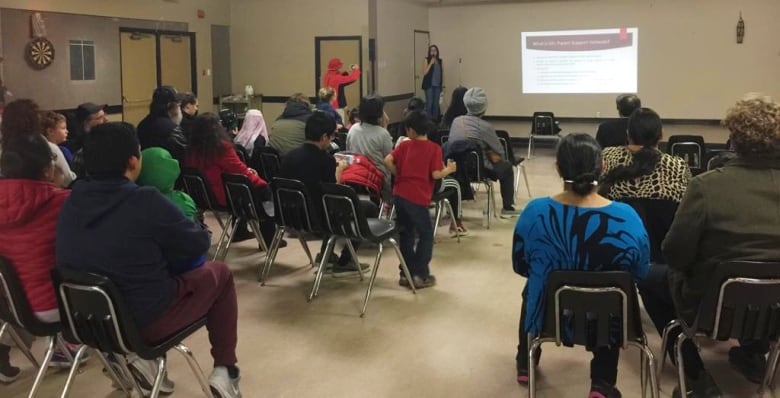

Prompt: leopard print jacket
[601,146,691,202]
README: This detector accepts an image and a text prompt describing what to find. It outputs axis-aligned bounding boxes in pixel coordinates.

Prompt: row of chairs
[525,262,780,397]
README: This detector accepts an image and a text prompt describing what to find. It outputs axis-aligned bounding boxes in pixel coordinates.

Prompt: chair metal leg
[55,335,74,363]
[433,201,442,239]
[344,240,364,281]
[117,356,146,398]
[768,340,780,388]
[149,356,167,398]
[527,135,534,159]
[92,351,131,397]
[628,340,659,398]
[249,219,269,253]
[28,335,56,398]
[444,199,460,243]
[657,319,680,380]
[309,236,337,302]
[388,237,415,295]
[213,215,235,261]
[174,344,214,398]
[759,341,780,395]
[675,332,689,398]
[528,338,543,398]
[211,210,225,231]
[59,345,89,398]
[298,234,314,267]
[0,322,39,368]
[360,243,385,317]
[521,164,531,197]
[260,226,285,284]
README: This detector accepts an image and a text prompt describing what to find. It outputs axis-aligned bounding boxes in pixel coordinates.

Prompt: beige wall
[375,0,428,96]
[229,0,369,121]
[429,0,780,119]
[0,0,229,112]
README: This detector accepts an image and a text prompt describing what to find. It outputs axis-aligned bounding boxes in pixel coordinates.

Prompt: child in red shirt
[384,111,456,289]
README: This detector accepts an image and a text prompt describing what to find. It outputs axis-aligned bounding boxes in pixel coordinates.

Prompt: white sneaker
[209,366,241,398]
[127,357,175,395]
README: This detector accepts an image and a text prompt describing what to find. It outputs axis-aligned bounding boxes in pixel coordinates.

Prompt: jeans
[143,262,238,367]
[425,86,442,120]
[484,160,515,210]
[516,285,620,384]
[395,196,434,278]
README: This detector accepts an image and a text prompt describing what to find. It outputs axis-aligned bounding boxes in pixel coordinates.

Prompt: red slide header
[526,32,634,52]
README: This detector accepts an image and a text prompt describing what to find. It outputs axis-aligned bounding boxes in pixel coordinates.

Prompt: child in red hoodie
[384,111,456,289]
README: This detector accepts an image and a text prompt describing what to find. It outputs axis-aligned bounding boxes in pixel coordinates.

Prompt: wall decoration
[736,12,745,44]
[25,13,55,70]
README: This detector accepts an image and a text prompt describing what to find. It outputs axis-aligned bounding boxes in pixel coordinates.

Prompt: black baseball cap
[76,102,107,123]
[152,86,179,105]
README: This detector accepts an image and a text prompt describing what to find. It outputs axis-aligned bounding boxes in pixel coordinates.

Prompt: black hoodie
[55,177,210,328]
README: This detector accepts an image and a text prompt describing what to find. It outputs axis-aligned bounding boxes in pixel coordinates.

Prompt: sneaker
[48,345,91,368]
[672,370,722,398]
[404,275,436,289]
[500,207,520,218]
[728,345,767,384]
[0,361,20,384]
[127,357,175,395]
[209,366,241,398]
[332,262,370,277]
[589,379,622,398]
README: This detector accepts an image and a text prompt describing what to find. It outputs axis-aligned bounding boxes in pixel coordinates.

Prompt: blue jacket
[315,101,344,125]
[55,177,210,328]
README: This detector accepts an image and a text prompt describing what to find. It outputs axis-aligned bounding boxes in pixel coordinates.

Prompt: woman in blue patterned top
[513,133,650,398]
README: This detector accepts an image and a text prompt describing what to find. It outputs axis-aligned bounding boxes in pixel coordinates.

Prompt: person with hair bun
[600,108,690,203]
[512,133,650,397]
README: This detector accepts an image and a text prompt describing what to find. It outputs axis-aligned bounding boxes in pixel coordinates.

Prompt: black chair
[527,270,659,398]
[0,257,80,397]
[217,173,272,260]
[181,167,230,231]
[259,152,281,182]
[496,129,532,198]
[233,144,249,165]
[431,178,461,243]
[666,135,705,175]
[527,111,561,159]
[260,178,318,284]
[51,267,213,398]
[620,198,678,264]
[313,183,416,316]
[440,134,450,145]
[429,129,448,147]
[705,149,737,171]
[658,261,780,395]
[463,150,498,229]
[333,131,348,152]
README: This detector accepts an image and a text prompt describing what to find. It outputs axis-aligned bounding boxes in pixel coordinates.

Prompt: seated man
[55,122,242,398]
[279,111,368,274]
[269,93,313,155]
[639,94,780,398]
[447,87,518,217]
[596,94,641,149]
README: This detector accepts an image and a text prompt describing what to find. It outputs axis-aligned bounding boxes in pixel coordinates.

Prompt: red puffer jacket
[339,154,385,199]
[0,179,69,312]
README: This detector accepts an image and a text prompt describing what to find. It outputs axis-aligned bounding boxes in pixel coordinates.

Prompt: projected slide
[521,28,638,94]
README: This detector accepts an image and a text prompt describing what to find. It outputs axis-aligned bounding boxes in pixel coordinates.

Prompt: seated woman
[183,113,278,246]
[639,94,780,398]
[346,95,393,201]
[600,108,691,203]
[0,134,74,378]
[513,133,650,397]
[315,87,344,127]
[234,109,269,158]
[440,86,468,130]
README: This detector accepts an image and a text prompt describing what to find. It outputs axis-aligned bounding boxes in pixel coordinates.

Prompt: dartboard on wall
[25,37,55,70]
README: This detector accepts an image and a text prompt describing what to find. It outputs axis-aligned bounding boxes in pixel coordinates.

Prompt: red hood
[327,58,343,70]
[0,179,66,228]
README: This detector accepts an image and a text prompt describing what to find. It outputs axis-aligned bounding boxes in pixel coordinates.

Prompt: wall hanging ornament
[736,12,745,44]
[25,13,55,70]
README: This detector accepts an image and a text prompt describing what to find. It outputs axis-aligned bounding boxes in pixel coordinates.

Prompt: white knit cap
[463,87,488,116]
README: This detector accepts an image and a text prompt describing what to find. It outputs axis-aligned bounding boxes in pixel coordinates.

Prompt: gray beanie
[463,87,488,116]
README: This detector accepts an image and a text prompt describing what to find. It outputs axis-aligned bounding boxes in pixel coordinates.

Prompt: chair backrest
[667,135,705,169]
[619,198,678,264]
[233,144,248,164]
[496,129,517,163]
[272,177,319,233]
[51,267,143,355]
[259,152,281,182]
[321,183,371,241]
[429,129,447,146]
[440,134,449,145]
[531,112,557,136]
[693,261,780,341]
[222,173,261,221]
[464,150,484,183]
[181,167,222,212]
[0,257,60,336]
[706,150,737,171]
[333,131,348,151]
[539,271,643,349]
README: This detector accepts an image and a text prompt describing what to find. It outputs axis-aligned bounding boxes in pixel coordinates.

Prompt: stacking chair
[527,112,561,159]
[705,149,737,171]
[0,257,78,398]
[496,129,532,198]
[527,270,659,398]
[333,131,348,151]
[619,198,678,264]
[259,152,281,182]
[463,150,498,229]
[216,173,271,260]
[312,183,416,317]
[431,178,461,242]
[52,267,214,398]
[658,261,780,396]
[260,178,318,284]
[181,167,229,230]
[440,134,450,145]
[429,128,448,146]
[666,135,705,175]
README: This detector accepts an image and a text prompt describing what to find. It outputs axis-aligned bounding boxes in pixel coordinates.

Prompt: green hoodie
[137,147,197,221]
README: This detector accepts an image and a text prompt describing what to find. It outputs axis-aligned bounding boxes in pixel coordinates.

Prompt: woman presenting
[421,45,443,121]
